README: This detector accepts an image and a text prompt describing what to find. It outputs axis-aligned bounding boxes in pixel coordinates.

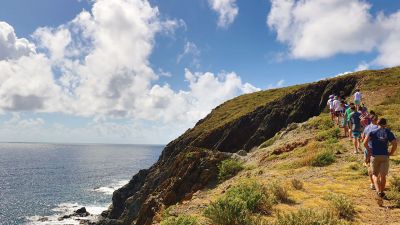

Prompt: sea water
[0,143,163,225]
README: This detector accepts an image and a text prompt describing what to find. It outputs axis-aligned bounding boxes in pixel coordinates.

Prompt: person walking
[333,96,342,125]
[327,95,335,121]
[349,105,362,153]
[362,114,379,190]
[364,118,397,205]
[354,89,362,106]
[345,103,354,141]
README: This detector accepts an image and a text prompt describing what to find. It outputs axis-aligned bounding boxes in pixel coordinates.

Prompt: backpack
[351,112,361,132]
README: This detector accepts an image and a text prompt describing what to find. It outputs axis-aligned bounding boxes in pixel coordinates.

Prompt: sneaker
[376,192,384,206]
[370,184,375,190]
[379,192,389,200]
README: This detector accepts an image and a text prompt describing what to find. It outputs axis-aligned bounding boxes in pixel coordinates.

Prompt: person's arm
[389,139,397,156]
[364,135,371,163]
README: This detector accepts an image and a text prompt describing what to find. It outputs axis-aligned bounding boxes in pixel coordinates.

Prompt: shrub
[306,115,334,130]
[260,135,279,148]
[390,176,400,192]
[387,191,400,208]
[204,196,253,225]
[268,181,290,203]
[291,178,303,190]
[204,180,274,225]
[326,194,356,220]
[316,128,340,142]
[275,209,346,225]
[160,215,199,225]
[312,150,335,167]
[218,159,244,181]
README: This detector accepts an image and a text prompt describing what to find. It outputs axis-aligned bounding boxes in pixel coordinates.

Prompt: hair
[355,88,360,92]
[371,114,379,121]
[378,118,387,126]
[349,102,355,106]
[350,105,356,111]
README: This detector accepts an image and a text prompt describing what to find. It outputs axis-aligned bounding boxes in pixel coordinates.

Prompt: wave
[26,203,108,225]
[92,179,129,195]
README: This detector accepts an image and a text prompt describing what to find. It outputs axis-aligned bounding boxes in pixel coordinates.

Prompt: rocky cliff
[98,74,360,225]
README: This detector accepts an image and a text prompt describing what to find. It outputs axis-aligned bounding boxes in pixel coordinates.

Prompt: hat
[329,95,334,99]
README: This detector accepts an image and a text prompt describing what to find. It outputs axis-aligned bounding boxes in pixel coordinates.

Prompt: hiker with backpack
[364,118,397,204]
[349,105,362,153]
[333,96,343,126]
[345,103,354,141]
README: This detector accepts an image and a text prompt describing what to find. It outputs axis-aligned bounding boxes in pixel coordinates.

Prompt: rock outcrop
[98,75,359,225]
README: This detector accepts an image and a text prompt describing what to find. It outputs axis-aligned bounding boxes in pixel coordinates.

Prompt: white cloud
[208,0,239,28]
[177,41,201,68]
[267,79,285,89]
[0,22,36,60]
[355,61,370,71]
[0,0,259,143]
[267,0,400,67]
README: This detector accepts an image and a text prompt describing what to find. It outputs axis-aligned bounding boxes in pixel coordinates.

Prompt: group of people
[327,89,398,205]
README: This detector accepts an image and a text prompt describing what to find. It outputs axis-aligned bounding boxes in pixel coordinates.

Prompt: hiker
[349,105,362,153]
[345,103,355,140]
[364,118,397,202]
[327,95,335,121]
[360,106,371,128]
[333,96,343,125]
[362,114,379,190]
[340,101,348,134]
[354,89,362,106]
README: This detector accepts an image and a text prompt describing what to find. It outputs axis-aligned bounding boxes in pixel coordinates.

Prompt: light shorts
[352,131,361,138]
[370,155,389,176]
[355,100,361,105]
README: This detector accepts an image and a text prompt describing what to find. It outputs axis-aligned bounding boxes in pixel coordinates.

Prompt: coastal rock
[98,76,359,225]
[236,150,247,156]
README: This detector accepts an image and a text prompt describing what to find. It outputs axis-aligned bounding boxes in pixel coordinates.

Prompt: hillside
[98,67,400,225]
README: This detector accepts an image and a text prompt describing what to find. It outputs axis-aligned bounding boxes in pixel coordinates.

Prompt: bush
[390,176,400,192]
[312,150,335,167]
[204,195,253,225]
[275,209,346,225]
[204,180,274,225]
[218,159,244,181]
[160,215,199,225]
[268,181,290,203]
[326,194,356,220]
[306,115,334,130]
[291,178,303,190]
[316,128,340,142]
[387,191,400,208]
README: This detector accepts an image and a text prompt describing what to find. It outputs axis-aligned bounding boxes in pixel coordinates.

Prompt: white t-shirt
[354,92,362,101]
[333,100,342,111]
[327,99,334,109]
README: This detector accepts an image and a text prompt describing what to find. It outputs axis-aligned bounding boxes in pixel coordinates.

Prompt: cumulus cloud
[267,0,400,67]
[208,0,239,28]
[0,22,35,60]
[0,0,259,142]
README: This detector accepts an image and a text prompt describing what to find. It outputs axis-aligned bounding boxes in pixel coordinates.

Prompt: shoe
[376,192,384,206]
[379,192,389,200]
[370,184,375,190]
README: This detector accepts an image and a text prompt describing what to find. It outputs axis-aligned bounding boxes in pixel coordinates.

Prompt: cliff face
[98,75,359,225]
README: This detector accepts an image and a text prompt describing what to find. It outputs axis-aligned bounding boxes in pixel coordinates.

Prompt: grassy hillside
[155,67,400,225]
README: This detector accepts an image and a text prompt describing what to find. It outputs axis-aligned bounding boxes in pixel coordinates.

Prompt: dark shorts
[370,155,389,176]
[335,111,341,117]
[330,109,334,114]
[352,131,361,138]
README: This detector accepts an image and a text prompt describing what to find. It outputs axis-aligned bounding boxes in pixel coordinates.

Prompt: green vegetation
[218,159,244,181]
[267,181,291,203]
[160,215,199,225]
[326,194,356,220]
[259,134,280,149]
[305,114,335,130]
[275,209,347,225]
[291,178,303,190]
[316,127,340,142]
[204,180,273,225]
[312,150,335,167]
[387,176,400,208]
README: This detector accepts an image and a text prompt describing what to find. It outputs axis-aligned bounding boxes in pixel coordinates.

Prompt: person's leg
[379,174,387,193]
[371,157,381,191]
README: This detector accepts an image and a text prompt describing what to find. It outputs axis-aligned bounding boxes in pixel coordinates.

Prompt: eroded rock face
[98,76,359,225]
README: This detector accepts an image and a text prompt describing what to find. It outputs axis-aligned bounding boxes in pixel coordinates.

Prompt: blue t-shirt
[369,128,396,156]
[363,124,379,148]
[350,112,361,132]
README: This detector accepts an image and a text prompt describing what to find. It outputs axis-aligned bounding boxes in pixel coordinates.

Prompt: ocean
[0,143,163,225]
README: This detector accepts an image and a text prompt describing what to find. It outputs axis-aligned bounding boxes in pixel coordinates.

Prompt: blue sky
[0,0,399,144]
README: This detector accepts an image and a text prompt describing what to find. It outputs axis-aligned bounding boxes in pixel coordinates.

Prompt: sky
[0,0,399,144]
